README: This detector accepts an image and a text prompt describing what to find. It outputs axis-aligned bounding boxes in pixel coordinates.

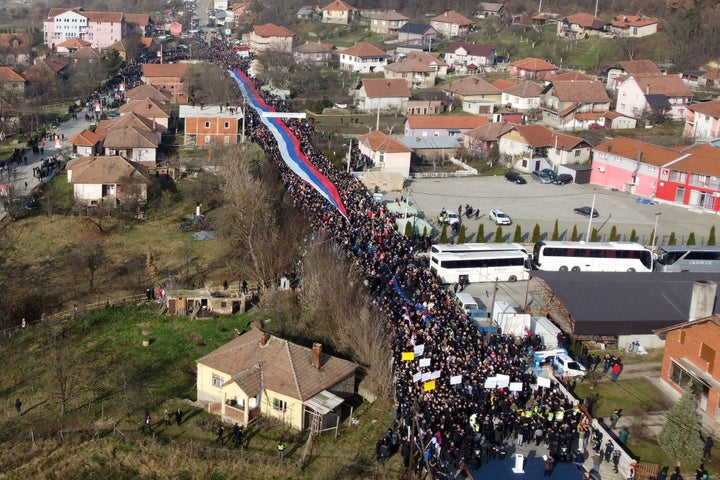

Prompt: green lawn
[574,378,670,418]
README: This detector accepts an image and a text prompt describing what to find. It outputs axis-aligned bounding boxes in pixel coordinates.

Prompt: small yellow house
[196,327,357,430]
[321,0,356,24]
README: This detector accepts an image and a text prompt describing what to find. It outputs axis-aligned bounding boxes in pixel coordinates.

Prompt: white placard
[509,382,523,392]
[431,370,442,380]
[414,344,425,356]
[537,377,551,388]
[419,358,431,367]
[484,377,497,388]
[450,375,462,385]
[422,372,432,382]
[413,372,422,383]
[496,375,510,389]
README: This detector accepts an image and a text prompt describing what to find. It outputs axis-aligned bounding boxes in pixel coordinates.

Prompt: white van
[454,292,479,315]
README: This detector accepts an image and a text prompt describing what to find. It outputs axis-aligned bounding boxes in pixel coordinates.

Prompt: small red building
[655,143,720,212]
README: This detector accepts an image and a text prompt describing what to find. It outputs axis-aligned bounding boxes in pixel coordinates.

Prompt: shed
[557,163,592,184]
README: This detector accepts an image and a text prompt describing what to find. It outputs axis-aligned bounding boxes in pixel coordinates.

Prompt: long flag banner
[229,69,347,217]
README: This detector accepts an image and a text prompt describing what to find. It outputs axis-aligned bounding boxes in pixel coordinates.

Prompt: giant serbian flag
[229,69,347,217]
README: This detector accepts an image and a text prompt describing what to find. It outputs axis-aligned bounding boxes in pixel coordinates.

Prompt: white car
[489,208,512,225]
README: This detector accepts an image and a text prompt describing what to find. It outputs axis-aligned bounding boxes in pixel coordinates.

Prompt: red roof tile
[0,67,24,83]
[511,124,585,149]
[253,23,295,37]
[361,78,410,98]
[341,42,387,58]
[358,130,412,153]
[431,10,473,26]
[510,57,558,71]
[406,115,488,129]
[142,63,190,78]
[593,137,685,167]
[322,0,355,11]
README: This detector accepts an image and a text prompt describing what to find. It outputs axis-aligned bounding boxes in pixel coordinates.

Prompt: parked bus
[431,242,528,255]
[532,241,653,272]
[654,245,720,273]
[429,250,530,283]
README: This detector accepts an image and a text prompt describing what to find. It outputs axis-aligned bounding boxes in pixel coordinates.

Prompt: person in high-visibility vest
[277,440,285,460]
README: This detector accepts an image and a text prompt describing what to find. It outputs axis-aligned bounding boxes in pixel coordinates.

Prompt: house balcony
[224,403,261,425]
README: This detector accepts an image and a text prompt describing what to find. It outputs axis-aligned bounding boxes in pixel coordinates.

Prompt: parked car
[531,171,552,184]
[553,174,573,185]
[438,211,460,225]
[552,354,587,379]
[574,206,599,218]
[504,171,527,184]
[541,168,557,181]
[489,208,512,225]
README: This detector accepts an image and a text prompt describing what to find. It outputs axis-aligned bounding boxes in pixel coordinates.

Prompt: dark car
[574,206,599,218]
[553,174,573,185]
[541,168,557,181]
[505,171,527,184]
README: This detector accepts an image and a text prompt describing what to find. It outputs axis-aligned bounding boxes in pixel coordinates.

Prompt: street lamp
[651,212,662,251]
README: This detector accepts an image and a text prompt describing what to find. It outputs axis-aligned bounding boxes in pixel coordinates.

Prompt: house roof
[101,112,159,134]
[196,327,357,401]
[617,59,661,76]
[645,93,672,109]
[322,0,355,11]
[341,42,388,58]
[253,23,295,38]
[444,76,500,96]
[125,84,171,103]
[125,13,150,25]
[57,37,92,48]
[359,130,412,153]
[67,155,149,185]
[0,33,31,54]
[398,23,434,35]
[103,126,158,149]
[401,136,460,149]
[384,51,446,73]
[671,143,720,177]
[688,99,720,118]
[510,57,558,71]
[361,78,410,98]
[503,80,542,98]
[654,313,720,335]
[446,42,494,57]
[550,80,611,103]
[533,271,720,336]
[611,14,657,28]
[71,46,105,61]
[141,63,190,78]
[295,41,335,54]
[625,74,693,97]
[510,124,586,149]
[68,129,103,146]
[548,71,594,82]
[406,115,488,130]
[0,67,24,83]
[42,56,71,73]
[492,78,517,90]
[431,10,473,26]
[478,2,504,13]
[465,121,517,141]
[118,98,171,118]
[83,11,124,23]
[178,105,243,118]
[593,137,686,167]
[703,69,720,81]
[563,13,607,29]
[368,10,408,21]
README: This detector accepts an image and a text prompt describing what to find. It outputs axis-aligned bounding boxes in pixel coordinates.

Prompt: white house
[66,155,149,204]
[501,81,542,111]
[355,78,410,112]
[358,130,413,178]
[339,42,389,73]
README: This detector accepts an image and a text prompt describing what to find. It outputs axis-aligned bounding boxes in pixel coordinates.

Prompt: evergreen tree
[668,232,677,245]
[513,225,522,243]
[531,223,541,243]
[630,229,637,242]
[590,228,599,242]
[688,232,696,245]
[494,226,503,243]
[551,220,559,241]
[571,225,578,241]
[709,226,716,246]
[609,225,617,242]
[658,390,704,467]
[404,221,413,238]
[458,225,467,244]
[439,223,448,244]
[476,223,485,243]
[649,229,655,247]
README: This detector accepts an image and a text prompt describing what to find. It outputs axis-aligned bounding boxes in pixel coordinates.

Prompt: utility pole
[488,277,499,338]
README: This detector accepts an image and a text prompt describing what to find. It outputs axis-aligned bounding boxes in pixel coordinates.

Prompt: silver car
[489,208,512,225]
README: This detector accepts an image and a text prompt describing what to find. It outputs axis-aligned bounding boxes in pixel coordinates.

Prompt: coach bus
[429,250,530,283]
[654,245,720,273]
[431,242,528,255]
[532,241,653,272]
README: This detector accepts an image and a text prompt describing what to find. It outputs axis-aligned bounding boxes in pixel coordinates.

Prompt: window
[212,373,224,387]
[701,343,715,373]
[679,330,686,344]
[224,121,230,128]
[204,121,210,128]
[273,398,287,411]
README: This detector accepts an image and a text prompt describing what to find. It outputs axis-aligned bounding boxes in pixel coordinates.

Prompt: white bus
[532,241,653,272]
[654,245,720,273]
[431,243,528,255]
[429,250,530,283]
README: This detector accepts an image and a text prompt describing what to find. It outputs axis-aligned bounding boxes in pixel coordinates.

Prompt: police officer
[277,440,285,460]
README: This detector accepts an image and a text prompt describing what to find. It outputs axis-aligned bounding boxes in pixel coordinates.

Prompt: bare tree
[40,325,86,415]
[74,240,107,292]
[42,181,61,217]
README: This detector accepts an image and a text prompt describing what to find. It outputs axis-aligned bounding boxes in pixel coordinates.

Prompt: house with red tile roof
[355,78,410,112]
[179,104,245,148]
[57,37,92,55]
[548,71,594,82]
[541,80,611,130]
[610,14,658,38]
[197,327,357,429]
[68,129,104,157]
[508,57,558,80]
[444,76,501,104]
[243,23,295,53]
[0,67,25,96]
[358,130,413,178]
[498,124,590,172]
[70,46,105,64]
[444,42,495,74]
[403,115,488,140]
[339,42,389,73]
[616,74,693,121]
[0,34,32,66]
[430,11,474,38]
[294,41,336,65]
[383,51,447,88]
[22,56,70,91]
[557,13,609,38]
[464,121,517,152]
[321,0,357,24]
[118,98,171,129]
[699,69,720,89]
[124,13,152,38]
[43,8,125,50]
[140,63,190,103]
[605,59,661,89]
[590,137,686,197]
[684,100,720,140]
[501,81,543,111]
[66,155,149,205]
[368,10,408,34]
[125,84,171,104]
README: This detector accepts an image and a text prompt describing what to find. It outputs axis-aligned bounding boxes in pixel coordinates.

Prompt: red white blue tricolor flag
[229,69,347,217]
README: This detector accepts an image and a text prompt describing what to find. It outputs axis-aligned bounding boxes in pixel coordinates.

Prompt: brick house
[196,327,357,430]
[179,105,244,147]
[430,11,474,38]
[140,63,189,103]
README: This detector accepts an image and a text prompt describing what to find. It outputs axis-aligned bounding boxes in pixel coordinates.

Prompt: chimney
[689,281,717,322]
[260,332,270,346]
[645,84,650,95]
[312,343,322,369]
